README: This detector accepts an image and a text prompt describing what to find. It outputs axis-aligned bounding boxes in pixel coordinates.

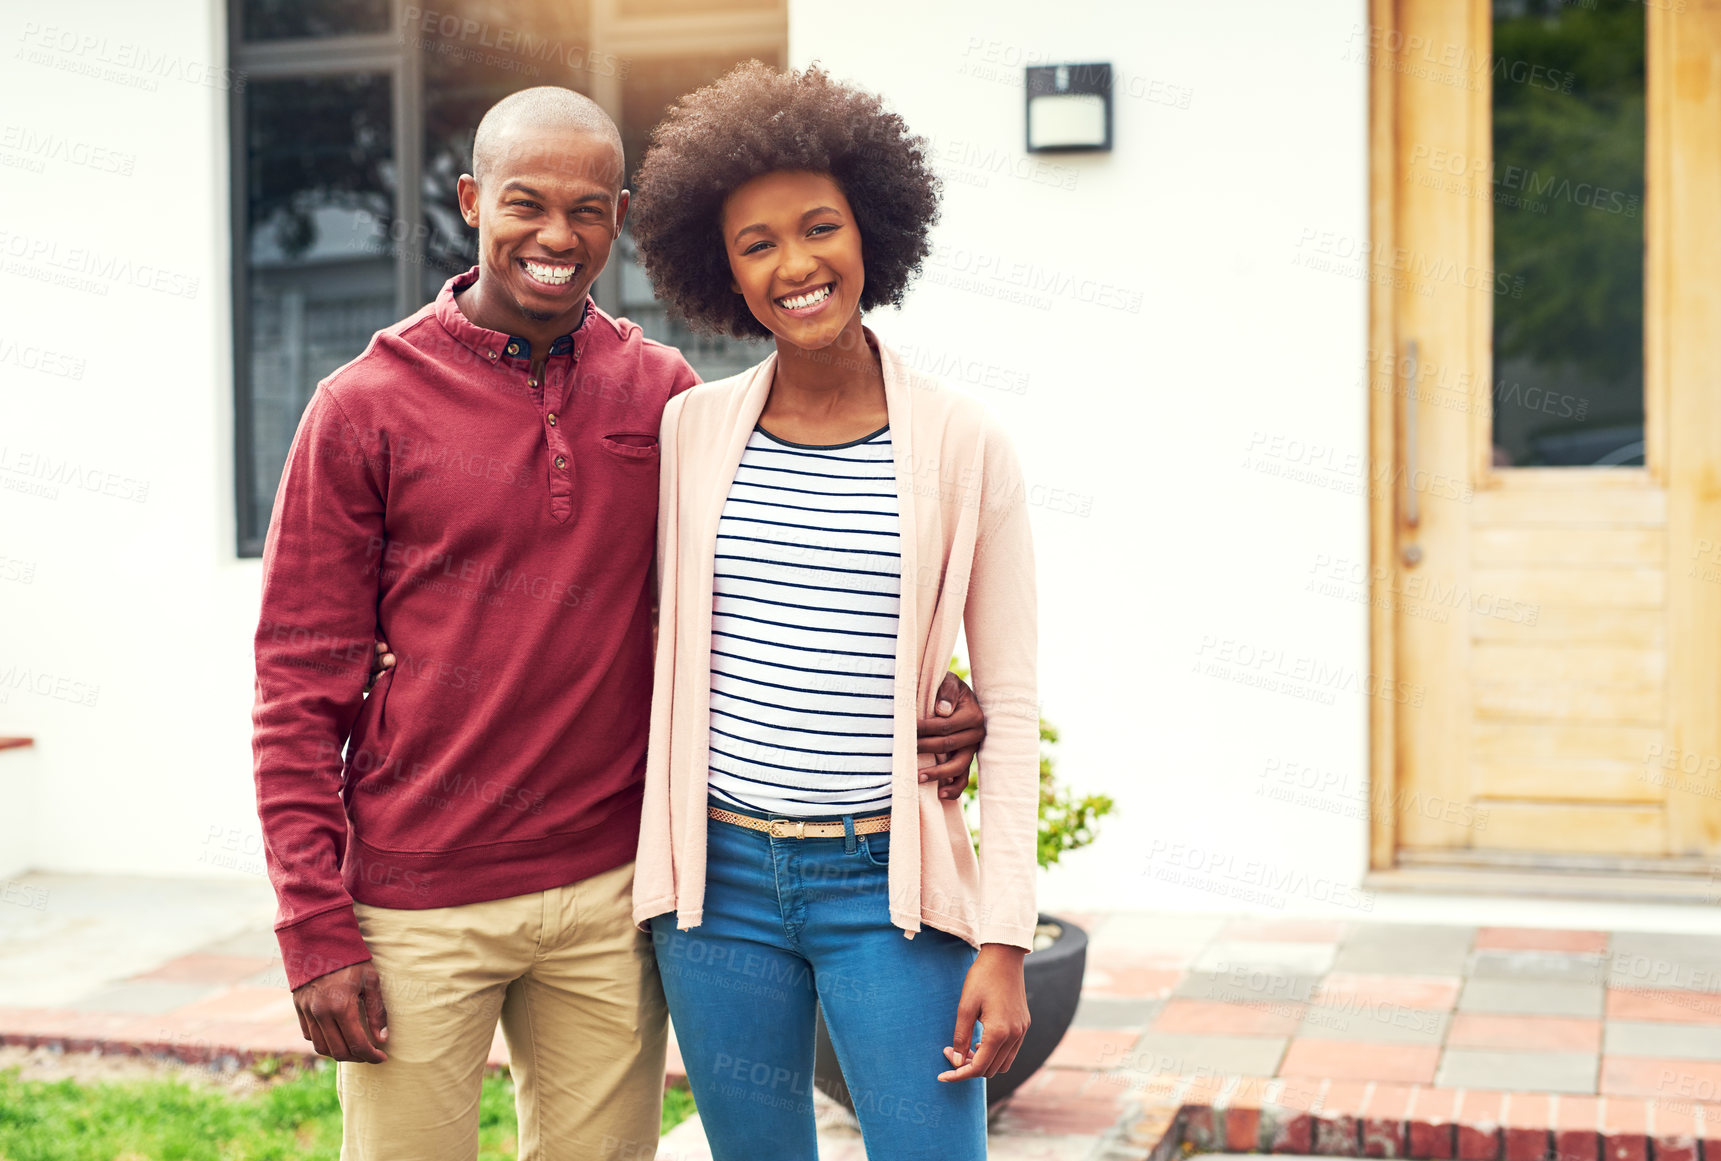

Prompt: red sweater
[252,269,697,989]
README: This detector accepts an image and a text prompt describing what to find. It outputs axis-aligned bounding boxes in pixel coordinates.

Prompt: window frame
[229,6,421,557]
[228,0,787,556]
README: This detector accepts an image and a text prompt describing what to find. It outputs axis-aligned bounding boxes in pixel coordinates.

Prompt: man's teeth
[524,260,578,285]
[778,284,832,310]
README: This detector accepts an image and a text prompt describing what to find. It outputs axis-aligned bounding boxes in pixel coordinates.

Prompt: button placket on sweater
[541,342,579,523]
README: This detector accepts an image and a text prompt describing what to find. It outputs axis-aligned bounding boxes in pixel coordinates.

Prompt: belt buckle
[767,819,807,839]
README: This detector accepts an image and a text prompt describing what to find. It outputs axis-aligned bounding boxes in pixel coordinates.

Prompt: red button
[554,455,567,470]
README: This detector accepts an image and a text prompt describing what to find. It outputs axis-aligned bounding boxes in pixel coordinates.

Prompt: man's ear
[613,188,630,234]
[456,174,481,228]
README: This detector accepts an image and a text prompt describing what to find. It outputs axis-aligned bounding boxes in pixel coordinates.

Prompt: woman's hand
[364,640,395,692]
[938,943,1030,1082]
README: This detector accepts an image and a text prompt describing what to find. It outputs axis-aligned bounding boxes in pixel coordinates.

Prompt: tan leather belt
[707,804,890,838]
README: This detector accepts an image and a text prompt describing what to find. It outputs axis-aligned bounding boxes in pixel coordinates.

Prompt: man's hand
[294,961,390,1063]
[364,641,395,693]
[916,671,986,800]
[938,943,1030,1081]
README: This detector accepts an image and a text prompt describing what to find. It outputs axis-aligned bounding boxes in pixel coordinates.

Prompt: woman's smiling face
[720,170,866,350]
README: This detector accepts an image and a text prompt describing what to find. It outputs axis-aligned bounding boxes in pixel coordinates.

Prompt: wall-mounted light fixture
[1025,62,1112,152]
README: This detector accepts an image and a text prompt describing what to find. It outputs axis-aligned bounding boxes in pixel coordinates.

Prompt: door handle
[1401,340,1424,567]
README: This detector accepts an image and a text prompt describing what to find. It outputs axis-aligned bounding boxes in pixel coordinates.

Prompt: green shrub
[950,658,1115,868]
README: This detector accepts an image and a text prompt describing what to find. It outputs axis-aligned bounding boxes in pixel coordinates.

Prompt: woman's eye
[809,224,837,237]
[742,241,772,255]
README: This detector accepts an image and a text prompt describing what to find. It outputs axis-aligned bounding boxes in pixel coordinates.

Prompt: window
[230,0,784,555]
[1490,0,1645,467]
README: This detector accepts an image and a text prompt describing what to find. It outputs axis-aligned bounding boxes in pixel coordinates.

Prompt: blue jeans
[649,801,985,1160]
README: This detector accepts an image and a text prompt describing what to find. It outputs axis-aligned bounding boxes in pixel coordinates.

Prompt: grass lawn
[0,1064,697,1160]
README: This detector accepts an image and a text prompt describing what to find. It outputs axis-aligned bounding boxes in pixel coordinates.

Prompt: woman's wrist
[977,942,1028,961]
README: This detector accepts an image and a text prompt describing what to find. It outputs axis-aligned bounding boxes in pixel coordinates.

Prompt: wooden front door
[1368,0,1721,883]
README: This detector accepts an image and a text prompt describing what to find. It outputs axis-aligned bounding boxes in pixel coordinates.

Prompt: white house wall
[0,0,261,884]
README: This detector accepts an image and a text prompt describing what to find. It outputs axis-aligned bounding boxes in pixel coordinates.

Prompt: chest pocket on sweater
[601,433,659,460]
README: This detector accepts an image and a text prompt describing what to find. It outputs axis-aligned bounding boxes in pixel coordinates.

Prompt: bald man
[250,87,987,1159]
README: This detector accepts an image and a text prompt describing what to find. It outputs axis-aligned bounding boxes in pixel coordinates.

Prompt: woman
[629,62,1041,1160]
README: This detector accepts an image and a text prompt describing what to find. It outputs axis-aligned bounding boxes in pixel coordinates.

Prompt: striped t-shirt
[706,423,901,818]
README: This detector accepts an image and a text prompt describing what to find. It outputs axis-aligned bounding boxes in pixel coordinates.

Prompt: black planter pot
[813,913,1088,1110]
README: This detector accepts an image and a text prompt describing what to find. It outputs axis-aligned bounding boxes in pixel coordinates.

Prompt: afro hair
[628,61,941,339]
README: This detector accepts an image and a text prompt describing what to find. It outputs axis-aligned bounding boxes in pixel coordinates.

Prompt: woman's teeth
[778,284,832,310]
[523,260,578,286]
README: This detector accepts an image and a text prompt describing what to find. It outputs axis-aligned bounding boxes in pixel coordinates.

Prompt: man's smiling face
[457,129,628,335]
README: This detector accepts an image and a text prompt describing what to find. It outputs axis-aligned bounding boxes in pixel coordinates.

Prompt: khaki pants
[338,860,668,1161]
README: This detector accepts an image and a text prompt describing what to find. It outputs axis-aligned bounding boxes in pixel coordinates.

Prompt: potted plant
[814,666,1115,1108]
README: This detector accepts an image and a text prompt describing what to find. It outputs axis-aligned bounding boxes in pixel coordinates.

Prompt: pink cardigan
[631,334,1041,951]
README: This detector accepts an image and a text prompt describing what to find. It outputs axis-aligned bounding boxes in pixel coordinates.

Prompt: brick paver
[1458,978,1606,1019]
[1600,1057,1721,1099]
[1448,1013,1604,1053]
[1476,928,1611,955]
[1608,990,1721,1026]
[1315,972,1465,1011]
[1281,1039,1441,1084]
[1606,1022,1721,1061]
[1153,997,1306,1036]
[1437,1048,1598,1094]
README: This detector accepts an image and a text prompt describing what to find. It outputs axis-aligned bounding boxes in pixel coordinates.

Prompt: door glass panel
[244,74,397,542]
[1490,0,1644,467]
[241,0,389,41]
[418,0,596,304]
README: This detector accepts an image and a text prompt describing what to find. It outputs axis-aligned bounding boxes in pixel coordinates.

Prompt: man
[251,86,986,1159]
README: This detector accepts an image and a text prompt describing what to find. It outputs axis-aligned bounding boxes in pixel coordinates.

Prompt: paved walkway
[6,873,1721,1159]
